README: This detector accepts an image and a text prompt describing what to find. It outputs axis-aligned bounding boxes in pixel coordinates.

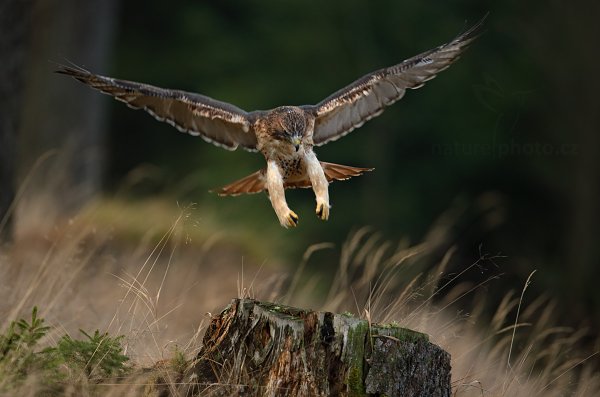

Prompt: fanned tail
[214,162,373,196]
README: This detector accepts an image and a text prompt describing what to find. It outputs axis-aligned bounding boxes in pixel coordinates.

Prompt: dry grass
[1,200,598,396]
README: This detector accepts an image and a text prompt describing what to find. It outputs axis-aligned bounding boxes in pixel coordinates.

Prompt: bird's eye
[273,131,287,140]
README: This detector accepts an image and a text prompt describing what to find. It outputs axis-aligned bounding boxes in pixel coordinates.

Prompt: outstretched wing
[305,16,486,146]
[56,66,259,151]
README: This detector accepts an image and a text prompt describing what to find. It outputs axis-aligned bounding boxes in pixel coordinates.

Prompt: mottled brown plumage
[57,17,484,227]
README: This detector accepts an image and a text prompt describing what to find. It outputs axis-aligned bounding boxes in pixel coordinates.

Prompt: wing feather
[305,16,486,146]
[56,66,258,151]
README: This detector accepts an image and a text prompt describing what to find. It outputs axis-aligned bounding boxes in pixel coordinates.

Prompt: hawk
[58,18,484,228]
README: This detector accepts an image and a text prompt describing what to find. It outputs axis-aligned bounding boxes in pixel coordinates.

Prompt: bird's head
[270,106,307,151]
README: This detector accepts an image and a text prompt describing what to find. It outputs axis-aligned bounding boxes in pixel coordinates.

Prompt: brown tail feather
[284,162,373,189]
[320,162,374,182]
[214,162,373,196]
[213,169,266,196]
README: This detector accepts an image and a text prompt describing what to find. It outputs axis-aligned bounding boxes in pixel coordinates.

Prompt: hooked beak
[291,136,301,152]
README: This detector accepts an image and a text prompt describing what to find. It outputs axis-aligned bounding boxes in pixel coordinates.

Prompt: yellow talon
[283,210,299,228]
[316,202,330,221]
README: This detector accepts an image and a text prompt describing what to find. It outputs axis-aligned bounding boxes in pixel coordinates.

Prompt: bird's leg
[266,160,298,228]
[304,150,330,220]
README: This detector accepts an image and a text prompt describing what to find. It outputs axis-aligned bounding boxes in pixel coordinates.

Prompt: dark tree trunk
[167,299,451,397]
[15,0,117,236]
[0,0,32,241]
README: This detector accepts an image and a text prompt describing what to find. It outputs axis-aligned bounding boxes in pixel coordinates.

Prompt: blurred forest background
[1,0,599,346]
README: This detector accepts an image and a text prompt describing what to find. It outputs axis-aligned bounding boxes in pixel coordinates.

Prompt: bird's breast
[276,154,305,180]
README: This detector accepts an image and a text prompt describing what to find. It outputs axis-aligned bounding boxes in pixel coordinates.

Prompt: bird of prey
[58,17,484,228]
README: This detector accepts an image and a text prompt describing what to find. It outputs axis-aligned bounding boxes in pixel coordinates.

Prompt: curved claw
[281,210,299,228]
[316,202,330,221]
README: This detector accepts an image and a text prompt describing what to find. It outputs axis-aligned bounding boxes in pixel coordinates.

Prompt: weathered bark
[176,299,450,397]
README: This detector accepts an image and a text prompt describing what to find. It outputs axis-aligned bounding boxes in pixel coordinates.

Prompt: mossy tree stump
[181,299,450,396]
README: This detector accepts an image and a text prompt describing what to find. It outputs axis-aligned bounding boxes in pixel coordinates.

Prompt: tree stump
[180,299,450,397]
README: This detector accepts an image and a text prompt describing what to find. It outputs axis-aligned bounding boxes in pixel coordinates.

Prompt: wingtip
[458,12,489,42]
[52,62,91,78]
[54,67,74,75]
